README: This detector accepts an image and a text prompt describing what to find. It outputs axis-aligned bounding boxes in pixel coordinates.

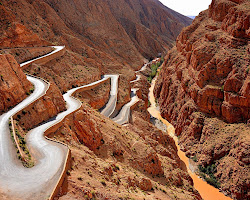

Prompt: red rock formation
[154,0,250,199]
[127,177,153,191]
[13,83,66,131]
[74,79,111,110]
[0,54,33,114]
[1,0,191,72]
[46,104,201,199]
[0,4,49,48]
[0,47,54,64]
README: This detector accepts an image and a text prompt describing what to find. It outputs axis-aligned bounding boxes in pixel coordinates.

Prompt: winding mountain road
[100,75,119,118]
[135,63,147,73]
[130,75,141,83]
[0,75,64,199]
[112,88,139,125]
[0,47,109,199]
[0,45,149,199]
[111,63,149,125]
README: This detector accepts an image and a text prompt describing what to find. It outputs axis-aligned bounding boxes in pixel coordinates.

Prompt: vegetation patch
[191,155,197,162]
[26,86,35,96]
[9,119,34,168]
[198,164,220,188]
[147,57,164,83]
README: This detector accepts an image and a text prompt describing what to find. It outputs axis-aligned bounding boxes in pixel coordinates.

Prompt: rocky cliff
[0,0,192,112]
[47,103,201,200]
[0,54,33,115]
[0,3,49,48]
[154,0,250,199]
[13,82,66,131]
[1,0,191,74]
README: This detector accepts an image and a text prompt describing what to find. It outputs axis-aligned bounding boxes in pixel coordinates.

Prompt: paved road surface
[0,46,108,199]
[136,63,148,73]
[130,75,141,83]
[20,46,65,68]
[112,62,148,125]
[100,75,119,118]
[112,88,139,125]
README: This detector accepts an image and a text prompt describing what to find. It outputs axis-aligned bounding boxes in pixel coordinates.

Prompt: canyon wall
[1,0,191,74]
[154,0,249,199]
[0,3,49,48]
[0,54,33,114]
[47,103,202,200]
[0,0,192,111]
[13,82,66,131]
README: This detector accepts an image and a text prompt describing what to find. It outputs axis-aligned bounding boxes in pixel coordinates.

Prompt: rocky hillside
[47,103,202,200]
[0,0,193,123]
[0,0,202,199]
[154,0,250,199]
[1,0,191,71]
[0,54,33,115]
[0,0,191,112]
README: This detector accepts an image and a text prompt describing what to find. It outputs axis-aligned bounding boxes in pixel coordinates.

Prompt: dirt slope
[1,0,191,72]
[47,103,201,200]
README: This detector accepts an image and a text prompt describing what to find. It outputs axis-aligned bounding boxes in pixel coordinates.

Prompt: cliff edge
[154,0,250,199]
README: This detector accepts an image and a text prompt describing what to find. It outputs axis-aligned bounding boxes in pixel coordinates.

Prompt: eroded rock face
[154,0,250,199]
[0,47,54,64]
[46,104,201,199]
[127,177,153,191]
[0,54,33,115]
[1,0,191,79]
[0,4,49,48]
[13,83,66,131]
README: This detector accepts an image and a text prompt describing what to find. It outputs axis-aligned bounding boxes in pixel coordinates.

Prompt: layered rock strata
[13,83,66,131]
[154,0,250,199]
[0,54,33,115]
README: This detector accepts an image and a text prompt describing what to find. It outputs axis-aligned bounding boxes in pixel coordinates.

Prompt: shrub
[220,85,224,92]
[100,180,106,186]
[22,110,27,115]
[198,164,220,188]
[192,155,197,162]
[160,57,164,65]
[148,100,151,107]
[29,87,34,93]
[147,76,152,83]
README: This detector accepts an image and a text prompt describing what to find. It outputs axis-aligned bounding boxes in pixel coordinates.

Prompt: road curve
[135,63,148,73]
[130,75,141,83]
[0,46,109,199]
[0,76,60,199]
[102,63,149,120]
[111,62,150,125]
[112,88,139,125]
[100,75,119,118]
[20,46,65,68]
